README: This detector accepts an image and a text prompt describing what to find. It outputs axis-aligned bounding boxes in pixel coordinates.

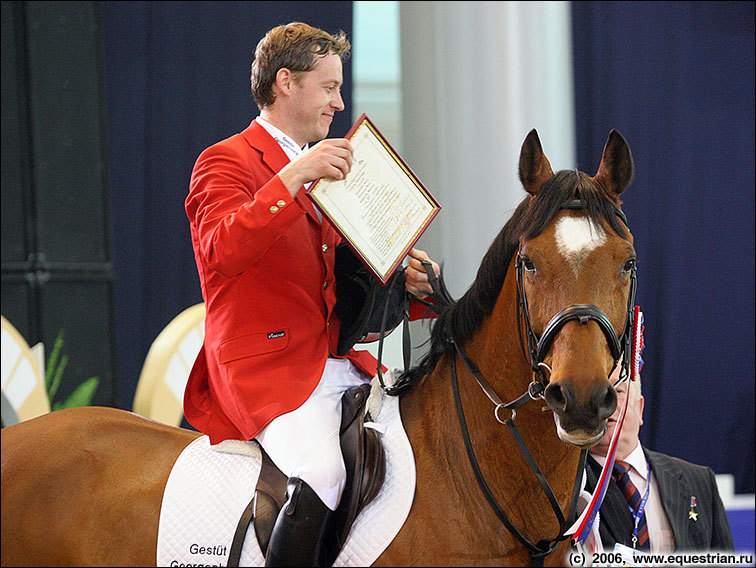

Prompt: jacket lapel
[241,120,323,225]
[645,449,691,550]
[242,119,288,173]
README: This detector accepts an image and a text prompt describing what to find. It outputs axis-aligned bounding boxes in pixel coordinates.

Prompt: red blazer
[184,120,382,444]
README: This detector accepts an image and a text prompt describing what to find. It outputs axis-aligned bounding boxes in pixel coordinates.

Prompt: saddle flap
[333,384,386,543]
[251,451,287,555]
[247,383,386,566]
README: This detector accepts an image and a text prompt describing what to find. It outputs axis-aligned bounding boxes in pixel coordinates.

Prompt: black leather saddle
[226,383,386,567]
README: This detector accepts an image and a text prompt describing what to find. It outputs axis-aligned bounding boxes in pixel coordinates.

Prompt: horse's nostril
[593,383,617,420]
[544,383,573,412]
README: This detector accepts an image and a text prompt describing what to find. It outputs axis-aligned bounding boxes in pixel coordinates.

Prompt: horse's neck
[400,265,582,555]
[465,266,529,400]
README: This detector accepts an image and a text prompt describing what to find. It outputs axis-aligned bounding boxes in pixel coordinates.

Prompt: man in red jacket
[184,22,438,566]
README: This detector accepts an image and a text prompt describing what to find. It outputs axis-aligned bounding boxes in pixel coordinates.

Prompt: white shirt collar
[591,441,648,481]
[255,116,308,162]
[622,443,649,481]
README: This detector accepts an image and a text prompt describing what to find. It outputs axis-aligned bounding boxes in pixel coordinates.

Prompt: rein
[450,341,588,563]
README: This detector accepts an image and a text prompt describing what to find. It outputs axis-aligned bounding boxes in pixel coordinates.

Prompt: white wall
[352,1,577,369]
[400,0,576,296]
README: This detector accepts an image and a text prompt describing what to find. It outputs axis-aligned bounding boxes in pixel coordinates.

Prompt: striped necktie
[613,460,650,550]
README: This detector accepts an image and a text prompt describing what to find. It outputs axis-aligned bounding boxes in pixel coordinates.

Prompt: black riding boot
[264,477,334,567]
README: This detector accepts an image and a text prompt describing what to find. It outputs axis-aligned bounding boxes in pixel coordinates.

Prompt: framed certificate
[307,114,441,284]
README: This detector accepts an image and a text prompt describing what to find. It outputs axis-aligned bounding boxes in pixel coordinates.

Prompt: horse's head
[517,129,636,448]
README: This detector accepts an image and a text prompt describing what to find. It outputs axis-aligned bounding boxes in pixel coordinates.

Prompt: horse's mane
[404,169,628,384]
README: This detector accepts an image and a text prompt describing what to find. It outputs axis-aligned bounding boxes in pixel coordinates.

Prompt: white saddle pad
[157,379,415,567]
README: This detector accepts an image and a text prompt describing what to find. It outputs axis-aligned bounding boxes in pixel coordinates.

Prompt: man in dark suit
[586,367,734,552]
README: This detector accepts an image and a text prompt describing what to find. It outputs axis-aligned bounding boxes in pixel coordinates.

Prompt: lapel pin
[688,495,698,521]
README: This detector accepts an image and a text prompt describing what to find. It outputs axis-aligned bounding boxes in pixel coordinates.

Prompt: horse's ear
[519,129,554,195]
[593,129,634,197]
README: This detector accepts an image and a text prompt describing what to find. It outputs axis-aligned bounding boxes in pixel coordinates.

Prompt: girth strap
[227,497,257,567]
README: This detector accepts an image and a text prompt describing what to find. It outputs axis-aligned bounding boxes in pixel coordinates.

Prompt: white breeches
[255,357,370,510]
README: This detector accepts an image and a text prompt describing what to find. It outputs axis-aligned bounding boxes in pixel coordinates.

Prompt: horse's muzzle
[544,379,617,447]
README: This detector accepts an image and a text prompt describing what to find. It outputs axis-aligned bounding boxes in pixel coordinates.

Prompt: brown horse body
[1,407,199,566]
[1,129,636,566]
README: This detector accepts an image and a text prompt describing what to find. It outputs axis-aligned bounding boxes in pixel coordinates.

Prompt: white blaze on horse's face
[554,215,607,275]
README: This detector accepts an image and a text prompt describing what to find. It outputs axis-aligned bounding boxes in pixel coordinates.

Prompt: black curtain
[101,1,353,412]
[2,2,117,409]
[572,1,754,493]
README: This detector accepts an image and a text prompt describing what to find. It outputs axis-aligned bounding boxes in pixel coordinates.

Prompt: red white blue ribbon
[567,306,644,546]
[631,307,645,378]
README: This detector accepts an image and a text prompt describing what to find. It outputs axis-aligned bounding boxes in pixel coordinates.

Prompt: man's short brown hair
[251,22,350,109]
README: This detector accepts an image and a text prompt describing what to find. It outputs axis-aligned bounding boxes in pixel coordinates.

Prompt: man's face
[591,369,644,460]
[288,52,344,144]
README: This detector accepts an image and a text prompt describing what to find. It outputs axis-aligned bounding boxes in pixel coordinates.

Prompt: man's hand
[278,139,354,197]
[405,247,440,299]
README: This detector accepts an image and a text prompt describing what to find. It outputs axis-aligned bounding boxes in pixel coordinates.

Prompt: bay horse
[1,129,636,567]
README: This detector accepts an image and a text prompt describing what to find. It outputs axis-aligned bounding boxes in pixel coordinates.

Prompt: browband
[560,199,628,227]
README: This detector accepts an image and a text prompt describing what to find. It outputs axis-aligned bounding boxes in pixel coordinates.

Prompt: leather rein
[373,200,636,565]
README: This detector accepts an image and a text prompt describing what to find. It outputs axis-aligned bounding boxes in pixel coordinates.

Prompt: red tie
[613,460,650,550]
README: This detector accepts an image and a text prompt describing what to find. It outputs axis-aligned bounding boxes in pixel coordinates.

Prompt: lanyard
[627,461,652,549]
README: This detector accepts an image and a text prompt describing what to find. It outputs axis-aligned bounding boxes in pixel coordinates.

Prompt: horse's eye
[522,257,536,273]
[622,258,636,274]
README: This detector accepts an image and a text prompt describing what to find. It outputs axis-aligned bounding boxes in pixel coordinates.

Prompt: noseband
[516,199,637,393]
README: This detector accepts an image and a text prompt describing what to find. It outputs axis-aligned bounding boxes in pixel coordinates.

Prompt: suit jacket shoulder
[644,448,734,551]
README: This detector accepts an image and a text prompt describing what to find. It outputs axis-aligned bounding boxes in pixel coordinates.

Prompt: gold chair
[132,303,205,427]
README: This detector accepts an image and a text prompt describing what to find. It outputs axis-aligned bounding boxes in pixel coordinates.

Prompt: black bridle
[376,199,637,565]
[516,200,637,394]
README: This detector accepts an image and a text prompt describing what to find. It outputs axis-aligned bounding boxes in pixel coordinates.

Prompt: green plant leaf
[52,376,100,411]
[47,354,68,401]
[44,328,100,410]
[45,330,66,394]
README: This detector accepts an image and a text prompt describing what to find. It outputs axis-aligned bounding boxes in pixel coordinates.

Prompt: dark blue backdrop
[572,1,754,494]
[101,1,754,495]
